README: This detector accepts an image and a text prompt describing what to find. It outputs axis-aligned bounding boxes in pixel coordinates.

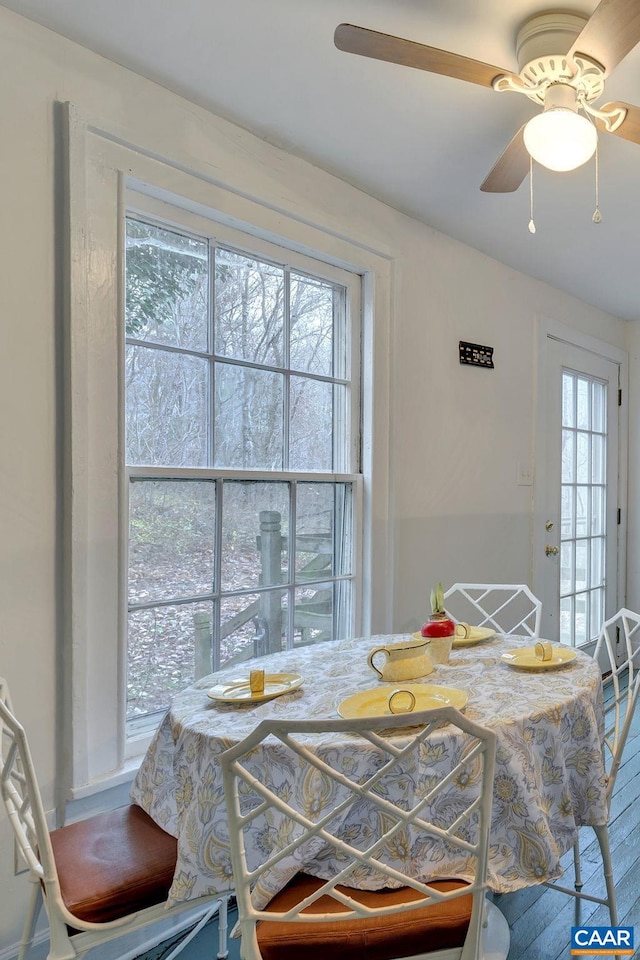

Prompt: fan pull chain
[528,156,536,234]
[593,138,602,223]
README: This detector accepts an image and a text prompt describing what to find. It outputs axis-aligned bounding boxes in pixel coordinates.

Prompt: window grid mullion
[125,335,349,386]
[210,245,220,671]
[333,285,346,473]
[286,479,297,650]
[212,477,224,671]
[209,240,216,470]
[283,267,291,472]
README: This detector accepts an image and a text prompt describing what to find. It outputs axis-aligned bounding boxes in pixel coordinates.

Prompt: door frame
[533,316,628,642]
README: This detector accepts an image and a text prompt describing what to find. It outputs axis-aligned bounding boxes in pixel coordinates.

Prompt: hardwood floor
[139,697,640,960]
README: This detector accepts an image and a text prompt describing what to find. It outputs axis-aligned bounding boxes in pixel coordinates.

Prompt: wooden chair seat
[50,804,178,924]
[221,708,509,960]
[257,873,472,960]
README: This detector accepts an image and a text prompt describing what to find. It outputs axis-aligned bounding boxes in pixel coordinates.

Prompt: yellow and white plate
[337,683,468,719]
[412,627,496,648]
[452,626,496,648]
[501,647,578,670]
[207,673,304,704]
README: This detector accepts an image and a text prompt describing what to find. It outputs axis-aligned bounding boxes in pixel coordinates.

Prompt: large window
[65,112,389,794]
[124,214,360,732]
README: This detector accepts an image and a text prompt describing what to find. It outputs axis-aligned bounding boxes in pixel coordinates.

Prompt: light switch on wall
[517,461,533,486]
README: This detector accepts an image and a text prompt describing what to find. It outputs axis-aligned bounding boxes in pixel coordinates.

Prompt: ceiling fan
[334,0,640,193]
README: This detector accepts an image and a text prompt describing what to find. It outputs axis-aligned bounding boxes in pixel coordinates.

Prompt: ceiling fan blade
[568,0,640,73]
[334,23,517,88]
[480,126,529,193]
[597,101,640,143]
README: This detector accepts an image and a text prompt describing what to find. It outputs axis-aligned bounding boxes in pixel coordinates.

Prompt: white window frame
[63,102,393,802]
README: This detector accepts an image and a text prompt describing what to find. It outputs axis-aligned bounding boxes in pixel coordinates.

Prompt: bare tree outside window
[124,216,358,729]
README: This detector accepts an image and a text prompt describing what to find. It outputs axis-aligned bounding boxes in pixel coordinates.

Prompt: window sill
[66,758,142,821]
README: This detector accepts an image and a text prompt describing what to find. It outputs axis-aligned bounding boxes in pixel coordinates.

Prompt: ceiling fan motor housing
[515,15,600,173]
[516,11,588,71]
[495,10,606,106]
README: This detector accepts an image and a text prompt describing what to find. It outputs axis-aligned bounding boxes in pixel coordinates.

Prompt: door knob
[545,545,559,557]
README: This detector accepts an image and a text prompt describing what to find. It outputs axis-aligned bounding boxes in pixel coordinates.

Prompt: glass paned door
[559,371,607,646]
[535,335,620,646]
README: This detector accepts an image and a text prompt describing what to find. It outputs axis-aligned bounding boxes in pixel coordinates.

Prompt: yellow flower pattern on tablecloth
[130,634,608,906]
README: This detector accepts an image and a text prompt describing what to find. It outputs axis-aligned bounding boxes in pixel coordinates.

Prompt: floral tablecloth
[131,634,607,906]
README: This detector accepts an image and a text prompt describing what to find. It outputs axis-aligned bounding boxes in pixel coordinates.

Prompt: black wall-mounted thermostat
[459,341,494,368]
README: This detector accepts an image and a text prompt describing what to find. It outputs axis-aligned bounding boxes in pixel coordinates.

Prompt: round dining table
[130,632,608,908]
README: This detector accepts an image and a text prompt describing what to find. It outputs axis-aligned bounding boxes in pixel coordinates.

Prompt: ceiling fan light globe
[523,109,598,172]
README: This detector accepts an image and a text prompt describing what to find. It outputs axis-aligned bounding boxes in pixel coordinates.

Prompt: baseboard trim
[0,929,49,960]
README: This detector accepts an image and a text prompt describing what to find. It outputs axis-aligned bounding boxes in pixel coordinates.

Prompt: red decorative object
[421,613,455,639]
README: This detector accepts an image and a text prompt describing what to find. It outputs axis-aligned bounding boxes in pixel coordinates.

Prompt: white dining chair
[0,676,229,960]
[221,706,510,960]
[542,608,640,925]
[443,583,542,637]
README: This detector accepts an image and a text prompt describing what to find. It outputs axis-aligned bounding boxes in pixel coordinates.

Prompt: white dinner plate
[207,673,304,704]
[337,683,468,719]
[501,647,578,670]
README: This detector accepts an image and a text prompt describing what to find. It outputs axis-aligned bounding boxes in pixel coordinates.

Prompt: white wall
[625,324,640,614]
[391,229,628,632]
[0,6,629,953]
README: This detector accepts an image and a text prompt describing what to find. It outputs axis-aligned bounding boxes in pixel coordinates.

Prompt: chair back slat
[0,676,228,960]
[593,609,640,800]
[0,683,55,883]
[222,707,496,959]
[443,583,542,637]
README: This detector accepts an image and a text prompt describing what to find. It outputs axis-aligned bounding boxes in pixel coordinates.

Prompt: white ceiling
[4,0,640,319]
